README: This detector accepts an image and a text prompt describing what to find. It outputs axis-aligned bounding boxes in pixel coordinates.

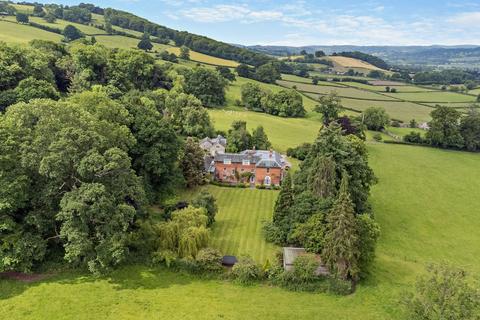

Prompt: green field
[167,47,239,67]
[470,88,480,95]
[209,108,321,152]
[385,126,426,138]
[4,16,109,35]
[302,93,432,122]
[384,91,476,103]
[342,82,436,93]
[278,80,399,101]
[0,20,63,44]
[94,35,171,51]
[280,74,346,87]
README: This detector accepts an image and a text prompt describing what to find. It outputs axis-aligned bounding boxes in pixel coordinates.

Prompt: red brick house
[210,150,290,186]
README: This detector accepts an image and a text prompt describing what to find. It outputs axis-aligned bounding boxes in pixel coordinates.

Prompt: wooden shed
[283,247,329,276]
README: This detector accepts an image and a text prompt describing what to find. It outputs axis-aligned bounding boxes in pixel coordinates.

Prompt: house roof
[213,150,287,169]
[200,135,227,149]
[214,152,260,164]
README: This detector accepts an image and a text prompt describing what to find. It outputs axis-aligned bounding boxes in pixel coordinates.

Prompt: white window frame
[223,159,232,165]
[242,159,250,166]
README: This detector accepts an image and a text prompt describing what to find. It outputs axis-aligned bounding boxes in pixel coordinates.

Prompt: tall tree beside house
[179,137,206,188]
[297,123,375,214]
[307,156,337,200]
[251,125,271,150]
[121,91,181,200]
[226,120,252,153]
[322,172,360,281]
[191,191,218,227]
[273,172,294,224]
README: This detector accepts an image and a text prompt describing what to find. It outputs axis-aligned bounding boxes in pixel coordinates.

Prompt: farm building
[211,149,291,186]
[283,247,329,276]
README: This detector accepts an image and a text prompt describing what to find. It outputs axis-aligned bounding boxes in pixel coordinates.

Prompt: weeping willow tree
[156,206,210,259]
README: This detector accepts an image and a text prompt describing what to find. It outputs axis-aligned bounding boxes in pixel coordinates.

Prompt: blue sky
[35,0,480,46]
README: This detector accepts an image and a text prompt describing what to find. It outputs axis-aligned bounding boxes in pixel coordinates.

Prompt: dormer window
[242,160,250,165]
[223,159,231,165]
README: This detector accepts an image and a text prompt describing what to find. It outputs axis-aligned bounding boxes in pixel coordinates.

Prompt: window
[264,176,271,186]
[223,167,226,171]
[266,168,270,173]
[231,169,235,174]
[242,159,250,165]
[223,159,231,165]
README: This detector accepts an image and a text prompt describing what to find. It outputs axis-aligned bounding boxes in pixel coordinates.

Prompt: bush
[403,131,424,144]
[0,89,17,112]
[286,143,312,160]
[391,120,401,127]
[292,254,319,282]
[373,133,383,142]
[231,255,263,285]
[195,248,223,273]
[263,221,284,245]
[29,22,62,34]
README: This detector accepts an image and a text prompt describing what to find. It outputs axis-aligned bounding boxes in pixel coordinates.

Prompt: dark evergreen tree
[251,125,271,150]
[322,173,360,281]
[179,137,205,188]
[307,156,336,199]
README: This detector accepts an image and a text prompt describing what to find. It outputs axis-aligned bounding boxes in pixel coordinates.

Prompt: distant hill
[244,45,480,69]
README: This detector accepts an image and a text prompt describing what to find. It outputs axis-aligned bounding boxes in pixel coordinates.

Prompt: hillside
[247,44,480,69]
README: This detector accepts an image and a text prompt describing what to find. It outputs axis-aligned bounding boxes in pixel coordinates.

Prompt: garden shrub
[373,133,383,142]
[231,255,263,285]
[195,248,223,273]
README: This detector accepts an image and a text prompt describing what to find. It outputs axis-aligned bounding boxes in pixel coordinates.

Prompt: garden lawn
[0,20,63,44]
[207,186,279,263]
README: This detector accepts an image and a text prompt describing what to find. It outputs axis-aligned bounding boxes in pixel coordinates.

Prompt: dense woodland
[0,40,225,274]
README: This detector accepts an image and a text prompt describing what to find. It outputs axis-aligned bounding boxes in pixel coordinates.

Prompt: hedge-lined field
[278,80,399,101]
[167,47,240,67]
[0,20,63,43]
[384,91,476,103]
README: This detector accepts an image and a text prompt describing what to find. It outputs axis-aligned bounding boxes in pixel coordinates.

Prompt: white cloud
[182,4,284,23]
[448,11,480,26]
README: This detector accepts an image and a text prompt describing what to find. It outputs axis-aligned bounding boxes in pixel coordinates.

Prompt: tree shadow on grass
[0,265,196,301]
